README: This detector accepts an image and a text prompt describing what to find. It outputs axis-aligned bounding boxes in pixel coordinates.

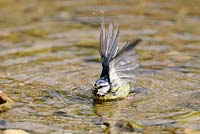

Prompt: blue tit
[92,20,141,100]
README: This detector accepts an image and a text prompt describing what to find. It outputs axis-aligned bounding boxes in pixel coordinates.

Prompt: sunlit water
[0,0,199,134]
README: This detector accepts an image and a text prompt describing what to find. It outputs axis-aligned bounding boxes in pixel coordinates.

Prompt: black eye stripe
[95,85,107,89]
[98,85,107,88]
[100,85,107,87]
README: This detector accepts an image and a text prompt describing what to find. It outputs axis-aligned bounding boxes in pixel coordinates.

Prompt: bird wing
[109,39,141,87]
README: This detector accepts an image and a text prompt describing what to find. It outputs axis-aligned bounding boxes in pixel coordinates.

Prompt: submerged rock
[3,129,29,134]
[0,91,14,112]
[115,120,143,133]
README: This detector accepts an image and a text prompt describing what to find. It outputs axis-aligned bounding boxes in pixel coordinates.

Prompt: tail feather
[100,20,119,65]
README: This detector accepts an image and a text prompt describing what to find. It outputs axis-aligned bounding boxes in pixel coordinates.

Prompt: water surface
[0,0,199,133]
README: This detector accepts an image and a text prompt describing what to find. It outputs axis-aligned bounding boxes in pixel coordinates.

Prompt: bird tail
[100,19,119,66]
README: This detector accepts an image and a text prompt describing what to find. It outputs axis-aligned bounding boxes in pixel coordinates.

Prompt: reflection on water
[0,0,199,133]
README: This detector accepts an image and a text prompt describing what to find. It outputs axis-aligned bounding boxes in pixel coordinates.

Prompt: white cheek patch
[97,86,110,96]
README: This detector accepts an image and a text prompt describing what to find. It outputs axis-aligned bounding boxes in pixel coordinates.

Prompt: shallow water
[0,0,200,134]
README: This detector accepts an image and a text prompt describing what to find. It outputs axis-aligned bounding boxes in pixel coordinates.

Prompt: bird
[92,20,141,101]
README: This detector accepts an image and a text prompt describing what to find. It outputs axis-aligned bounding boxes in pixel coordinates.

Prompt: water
[0,0,199,133]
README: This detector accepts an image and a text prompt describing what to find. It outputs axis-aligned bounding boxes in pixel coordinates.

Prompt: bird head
[93,77,110,96]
